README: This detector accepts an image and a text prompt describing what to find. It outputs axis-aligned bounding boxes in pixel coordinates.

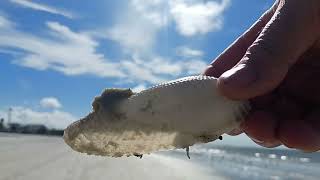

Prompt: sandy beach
[1,133,319,180]
[0,133,226,180]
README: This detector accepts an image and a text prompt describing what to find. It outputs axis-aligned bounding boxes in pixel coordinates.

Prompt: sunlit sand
[0,133,225,180]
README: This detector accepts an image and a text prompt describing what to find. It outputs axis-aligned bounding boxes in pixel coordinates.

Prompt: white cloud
[0,17,125,79]
[40,97,62,109]
[0,15,208,85]
[109,0,226,52]
[123,0,230,38]
[107,21,158,53]
[132,84,147,93]
[10,0,74,19]
[182,59,207,74]
[121,60,167,84]
[102,1,213,83]
[105,0,169,53]
[0,106,77,129]
[103,0,228,81]
[0,16,13,29]
[170,0,230,36]
[176,46,204,58]
[130,0,169,27]
[132,55,182,76]
[121,55,206,83]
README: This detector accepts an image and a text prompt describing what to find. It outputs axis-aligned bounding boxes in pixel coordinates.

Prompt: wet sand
[0,133,226,180]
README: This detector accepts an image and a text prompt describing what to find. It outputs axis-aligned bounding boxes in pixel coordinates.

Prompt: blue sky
[0,0,274,146]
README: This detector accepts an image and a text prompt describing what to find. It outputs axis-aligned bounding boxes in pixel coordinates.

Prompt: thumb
[217,0,320,100]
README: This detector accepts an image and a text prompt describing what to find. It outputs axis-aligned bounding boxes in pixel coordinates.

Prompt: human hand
[204,0,320,152]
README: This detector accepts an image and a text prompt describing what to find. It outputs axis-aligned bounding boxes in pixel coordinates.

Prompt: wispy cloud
[40,97,62,109]
[104,0,167,54]
[131,0,169,28]
[0,16,13,29]
[10,0,75,19]
[176,46,204,58]
[107,20,158,54]
[125,0,230,38]
[0,17,125,79]
[120,55,206,84]
[170,0,230,36]
[182,59,207,74]
[96,0,212,83]
[0,16,206,84]
[106,0,230,53]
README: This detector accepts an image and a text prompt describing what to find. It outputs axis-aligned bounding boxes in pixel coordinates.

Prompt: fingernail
[250,137,264,144]
[203,65,220,77]
[257,141,282,148]
[219,64,257,87]
[250,137,282,148]
[228,128,243,136]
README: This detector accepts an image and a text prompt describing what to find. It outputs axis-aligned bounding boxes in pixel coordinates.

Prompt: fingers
[306,109,320,131]
[227,128,243,136]
[282,51,320,104]
[278,119,320,152]
[242,111,281,148]
[218,0,320,100]
[203,2,277,78]
[244,108,320,151]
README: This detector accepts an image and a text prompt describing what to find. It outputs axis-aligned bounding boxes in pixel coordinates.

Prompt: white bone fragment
[63,76,250,157]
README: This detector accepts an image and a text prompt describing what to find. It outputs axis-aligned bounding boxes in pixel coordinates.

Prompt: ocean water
[160,144,320,180]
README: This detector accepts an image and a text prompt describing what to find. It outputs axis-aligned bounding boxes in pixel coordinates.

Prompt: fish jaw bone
[63,75,250,157]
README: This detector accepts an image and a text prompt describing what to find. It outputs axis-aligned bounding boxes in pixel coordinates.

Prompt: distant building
[48,129,64,136]
[1,121,62,136]
[21,124,48,134]
[8,123,23,133]
[0,118,4,131]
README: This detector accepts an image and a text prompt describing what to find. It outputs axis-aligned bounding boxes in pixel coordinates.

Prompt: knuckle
[247,37,291,68]
[255,38,280,58]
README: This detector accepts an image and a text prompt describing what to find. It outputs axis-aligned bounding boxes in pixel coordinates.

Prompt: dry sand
[0,133,227,180]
